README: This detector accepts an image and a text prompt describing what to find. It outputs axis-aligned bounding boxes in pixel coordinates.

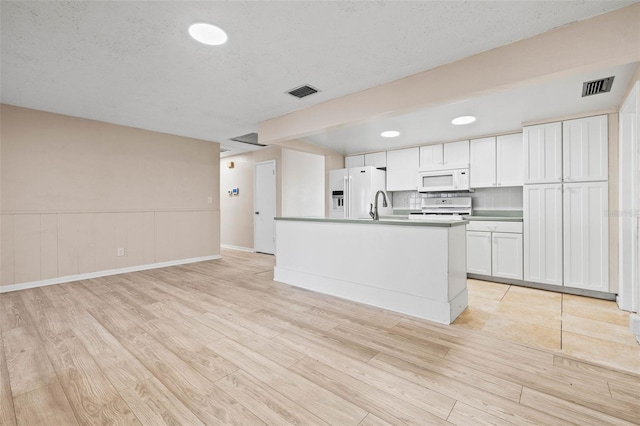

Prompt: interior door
[254,160,276,254]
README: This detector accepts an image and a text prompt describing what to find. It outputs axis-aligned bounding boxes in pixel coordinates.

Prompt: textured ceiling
[1,1,636,156]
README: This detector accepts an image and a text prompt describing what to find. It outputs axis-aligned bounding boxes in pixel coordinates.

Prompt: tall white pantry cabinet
[523,115,609,292]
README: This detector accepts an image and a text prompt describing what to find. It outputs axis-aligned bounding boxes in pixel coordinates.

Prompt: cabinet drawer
[467,221,522,233]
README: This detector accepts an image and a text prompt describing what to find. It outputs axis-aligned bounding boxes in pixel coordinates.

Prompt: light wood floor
[1,250,639,425]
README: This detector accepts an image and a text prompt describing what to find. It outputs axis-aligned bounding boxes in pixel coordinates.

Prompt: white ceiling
[1,1,637,157]
[304,63,638,154]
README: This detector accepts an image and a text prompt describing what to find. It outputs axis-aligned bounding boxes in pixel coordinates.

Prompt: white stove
[408,197,472,220]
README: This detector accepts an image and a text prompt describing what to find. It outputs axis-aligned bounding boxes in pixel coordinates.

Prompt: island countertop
[274,216,468,227]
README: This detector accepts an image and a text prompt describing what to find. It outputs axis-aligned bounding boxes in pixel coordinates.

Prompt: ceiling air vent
[229,132,266,147]
[287,84,319,99]
[220,148,230,153]
[582,76,614,97]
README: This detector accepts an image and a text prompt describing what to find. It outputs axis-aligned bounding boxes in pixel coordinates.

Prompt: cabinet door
[496,133,524,187]
[470,137,496,188]
[364,152,386,168]
[563,182,609,291]
[524,184,563,285]
[444,140,470,166]
[345,155,365,168]
[563,115,608,182]
[492,232,523,280]
[467,231,492,275]
[386,147,419,191]
[419,144,443,169]
[523,122,562,184]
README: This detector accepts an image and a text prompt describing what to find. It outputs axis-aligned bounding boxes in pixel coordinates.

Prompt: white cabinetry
[420,140,469,169]
[467,221,523,280]
[563,181,609,291]
[563,115,608,182]
[386,147,419,191]
[467,231,492,275]
[496,133,524,186]
[419,144,443,169]
[444,140,470,165]
[523,122,562,184]
[345,155,365,168]
[523,115,609,291]
[365,151,387,168]
[492,232,524,280]
[524,184,563,286]
[470,137,496,188]
[470,134,523,188]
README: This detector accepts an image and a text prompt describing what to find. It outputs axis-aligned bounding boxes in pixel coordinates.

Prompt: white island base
[274,218,468,325]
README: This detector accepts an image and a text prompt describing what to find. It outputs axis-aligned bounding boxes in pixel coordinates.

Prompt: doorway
[254,160,276,254]
[618,81,639,313]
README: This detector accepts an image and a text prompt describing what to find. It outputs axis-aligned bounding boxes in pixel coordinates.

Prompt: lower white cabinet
[492,232,523,279]
[524,184,563,286]
[563,181,609,291]
[467,231,492,275]
[467,221,523,280]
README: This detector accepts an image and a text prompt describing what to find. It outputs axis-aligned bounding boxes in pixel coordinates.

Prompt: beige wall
[220,144,341,249]
[259,3,640,143]
[1,104,220,288]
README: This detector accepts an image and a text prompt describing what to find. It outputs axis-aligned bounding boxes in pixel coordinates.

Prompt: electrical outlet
[207,196,213,204]
[117,248,125,257]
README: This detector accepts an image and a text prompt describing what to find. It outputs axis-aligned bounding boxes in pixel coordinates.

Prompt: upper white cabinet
[443,140,470,165]
[470,134,523,188]
[524,183,563,286]
[419,144,443,169]
[419,140,469,169]
[364,151,387,168]
[523,122,562,184]
[386,147,419,191]
[470,137,497,188]
[563,181,609,291]
[496,133,524,186]
[345,155,365,168]
[563,115,608,182]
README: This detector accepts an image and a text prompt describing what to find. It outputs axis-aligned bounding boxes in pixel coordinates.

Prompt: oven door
[418,170,457,192]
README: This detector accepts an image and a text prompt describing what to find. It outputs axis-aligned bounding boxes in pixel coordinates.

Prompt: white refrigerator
[329,166,391,218]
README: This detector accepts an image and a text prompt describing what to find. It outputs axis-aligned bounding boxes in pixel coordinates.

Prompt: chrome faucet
[369,190,388,220]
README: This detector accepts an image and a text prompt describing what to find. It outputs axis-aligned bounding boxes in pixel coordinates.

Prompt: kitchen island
[273,216,468,324]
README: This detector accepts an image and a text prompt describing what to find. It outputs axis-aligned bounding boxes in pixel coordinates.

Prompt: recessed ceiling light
[188,22,228,46]
[381,130,400,138]
[451,115,476,125]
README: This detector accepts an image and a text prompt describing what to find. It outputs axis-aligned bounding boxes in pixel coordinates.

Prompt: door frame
[618,81,639,313]
[254,160,277,254]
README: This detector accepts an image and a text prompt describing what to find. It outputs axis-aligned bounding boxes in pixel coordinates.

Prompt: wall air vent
[287,84,319,99]
[229,132,266,147]
[582,76,614,97]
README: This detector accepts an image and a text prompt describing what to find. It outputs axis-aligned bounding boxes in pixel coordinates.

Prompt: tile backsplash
[392,187,523,211]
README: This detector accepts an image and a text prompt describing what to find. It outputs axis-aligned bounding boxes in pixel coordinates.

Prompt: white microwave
[417,167,470,192]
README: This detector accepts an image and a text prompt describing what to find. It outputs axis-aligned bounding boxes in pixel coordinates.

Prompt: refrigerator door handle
[343,176,349,218]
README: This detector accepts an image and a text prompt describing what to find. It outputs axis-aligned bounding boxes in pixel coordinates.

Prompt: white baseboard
[0,255,222,293]
[220,244,255,253]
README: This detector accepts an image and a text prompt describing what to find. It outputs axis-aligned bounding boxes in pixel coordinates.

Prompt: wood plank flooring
[1,249,639,425]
